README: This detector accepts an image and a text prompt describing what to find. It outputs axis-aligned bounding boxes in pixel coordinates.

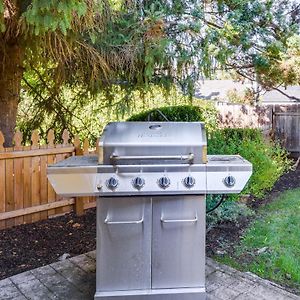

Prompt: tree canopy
[0,0,300,145]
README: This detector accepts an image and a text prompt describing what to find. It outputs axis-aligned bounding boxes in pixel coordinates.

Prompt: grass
[216,188,300,291]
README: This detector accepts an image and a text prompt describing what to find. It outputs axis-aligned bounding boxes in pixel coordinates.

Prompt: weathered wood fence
[217,102,300,155]
[272,105,300,154]
[0,129,96,230]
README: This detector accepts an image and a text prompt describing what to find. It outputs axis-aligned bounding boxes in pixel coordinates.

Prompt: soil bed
[0,209,96,280]
[0,164,299,281]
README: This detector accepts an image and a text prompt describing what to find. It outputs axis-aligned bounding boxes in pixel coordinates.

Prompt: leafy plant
[206,195,254,230]
[208,128,291,197]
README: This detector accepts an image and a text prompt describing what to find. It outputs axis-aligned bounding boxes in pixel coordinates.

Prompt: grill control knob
[183,176,196,188]
[132,177,145,190]
[106,177,119,190]
[223,175,236,188]
[158,176,171,189]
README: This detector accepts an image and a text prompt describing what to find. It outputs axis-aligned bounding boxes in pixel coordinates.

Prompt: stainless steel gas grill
[47,122,252,300]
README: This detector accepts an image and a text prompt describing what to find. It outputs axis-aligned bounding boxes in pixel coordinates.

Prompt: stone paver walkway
[0,251,299,300]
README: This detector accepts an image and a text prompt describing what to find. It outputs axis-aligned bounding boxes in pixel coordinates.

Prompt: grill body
[47,122,252,300]
[96,195,206,300]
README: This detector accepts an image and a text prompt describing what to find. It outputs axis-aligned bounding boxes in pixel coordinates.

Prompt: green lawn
[217,188,300,290]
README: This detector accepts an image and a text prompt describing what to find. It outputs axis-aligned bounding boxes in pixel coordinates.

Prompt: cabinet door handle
[160,214,198,223]
[104,216,144,225]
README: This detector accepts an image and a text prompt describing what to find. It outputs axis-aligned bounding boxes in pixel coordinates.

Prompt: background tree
[0,0,114,146]
[1,0,300,145]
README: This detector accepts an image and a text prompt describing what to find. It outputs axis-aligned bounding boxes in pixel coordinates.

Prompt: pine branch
[272,87,300,102]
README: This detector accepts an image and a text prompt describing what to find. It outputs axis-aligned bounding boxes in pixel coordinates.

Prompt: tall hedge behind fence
[0,129,97,230]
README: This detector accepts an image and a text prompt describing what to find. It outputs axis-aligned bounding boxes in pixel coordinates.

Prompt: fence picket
[46,129,56,217]
[31,130,41,222]
[13,131,24,225]
[5,148,14,228]
[40,145,48,220]
[23,145,32,224]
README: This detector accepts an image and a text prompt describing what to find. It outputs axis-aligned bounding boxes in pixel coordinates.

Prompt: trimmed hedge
[127,104,218,132]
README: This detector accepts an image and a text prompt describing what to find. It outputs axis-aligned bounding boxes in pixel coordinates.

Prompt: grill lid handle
[110,153,194,163]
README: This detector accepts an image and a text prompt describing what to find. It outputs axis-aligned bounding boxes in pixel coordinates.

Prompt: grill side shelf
[206,155,252,194]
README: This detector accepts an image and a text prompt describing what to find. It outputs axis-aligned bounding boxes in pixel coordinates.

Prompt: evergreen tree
[0,0,299,145]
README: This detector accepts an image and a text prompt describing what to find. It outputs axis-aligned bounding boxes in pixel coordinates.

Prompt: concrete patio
[0,251,299,300]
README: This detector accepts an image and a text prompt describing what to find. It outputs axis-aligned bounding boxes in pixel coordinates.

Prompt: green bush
[208,128,291,198]
[127,104,218,132]
[206,195,254,230]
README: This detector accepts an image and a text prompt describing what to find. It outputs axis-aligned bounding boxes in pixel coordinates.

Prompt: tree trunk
[0,44,24,147]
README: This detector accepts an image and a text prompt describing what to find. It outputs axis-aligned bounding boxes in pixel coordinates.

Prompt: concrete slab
[70,253,96,273]
[0,252,299,300]
[0,282,25,300]
[11,276,57,300]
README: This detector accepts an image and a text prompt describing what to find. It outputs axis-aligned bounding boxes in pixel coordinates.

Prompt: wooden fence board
[0,158,5,229]
[23,145,32,224]
[40,145,48,220]
[13,157,24,226]
[13,132,24,226]
[47,153,57,218]
[0,198,75,220]
[273,104,300,154]
[217,102,300,154]
[54,145,64,216]
[5,154,14,228]
[31,131,41,222]
[0,146,75,159]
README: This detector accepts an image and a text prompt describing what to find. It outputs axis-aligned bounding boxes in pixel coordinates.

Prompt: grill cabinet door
[152,195,206,289]
[97,197,151,291]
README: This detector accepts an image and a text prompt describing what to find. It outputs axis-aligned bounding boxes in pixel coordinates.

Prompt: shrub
[206,195,254,230]
[127,104,218,132]
[208,128,291,198]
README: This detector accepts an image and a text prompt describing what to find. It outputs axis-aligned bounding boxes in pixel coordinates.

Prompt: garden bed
[0,163,299,282]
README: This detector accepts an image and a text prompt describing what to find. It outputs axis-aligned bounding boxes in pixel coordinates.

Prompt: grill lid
[98,122,207,165]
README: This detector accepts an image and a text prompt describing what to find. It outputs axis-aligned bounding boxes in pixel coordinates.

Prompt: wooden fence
[216,102,300,155]
[272,104,300,154]
[0,129,96,230]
